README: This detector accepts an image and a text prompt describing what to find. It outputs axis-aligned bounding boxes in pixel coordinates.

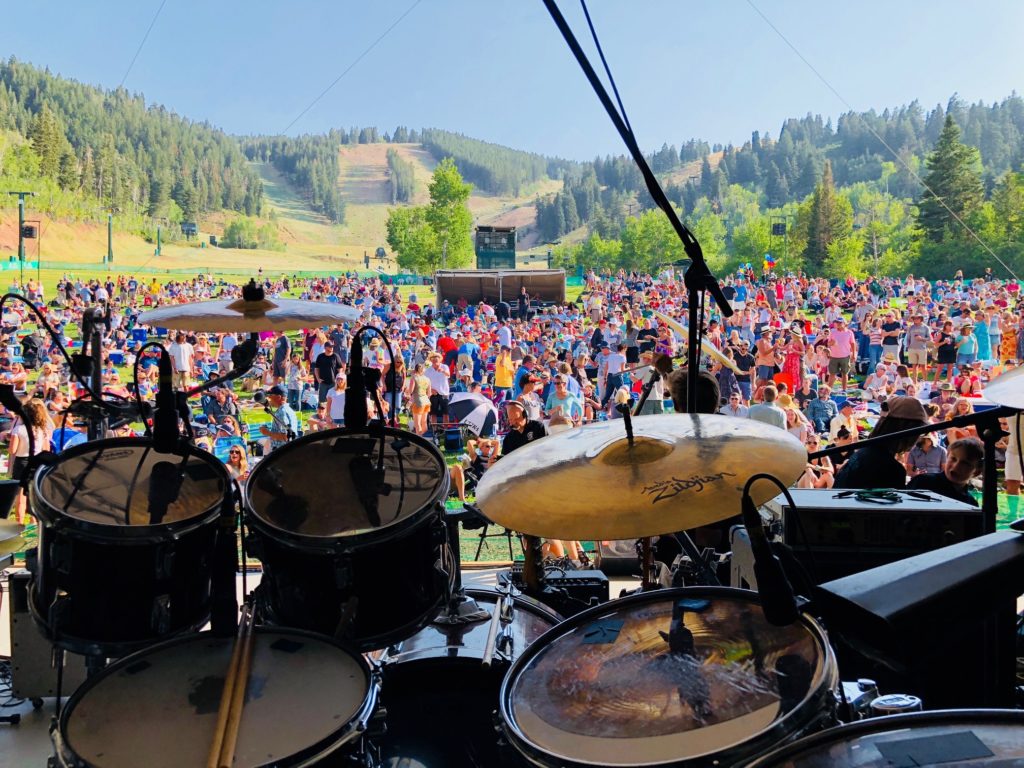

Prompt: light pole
[5,192,36,283]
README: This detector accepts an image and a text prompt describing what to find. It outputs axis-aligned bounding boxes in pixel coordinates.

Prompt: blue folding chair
[213,436,246,464]
[131,328,148,343]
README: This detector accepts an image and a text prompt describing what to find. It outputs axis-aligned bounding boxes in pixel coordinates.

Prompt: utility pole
[5,192,36,281]
[107,211,114,264]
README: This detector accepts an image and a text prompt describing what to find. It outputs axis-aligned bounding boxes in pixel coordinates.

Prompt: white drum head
[63,630,371,767]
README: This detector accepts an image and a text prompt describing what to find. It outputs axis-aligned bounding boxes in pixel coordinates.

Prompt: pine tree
[803,160,853,270]
[916,114,984,242]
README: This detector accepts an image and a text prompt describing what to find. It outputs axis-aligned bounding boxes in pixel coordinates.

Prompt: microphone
[153,347,179,454]
[228,336,259,376]
[741,488,799,626]
[147,460,183,525]
[344,333,368,430]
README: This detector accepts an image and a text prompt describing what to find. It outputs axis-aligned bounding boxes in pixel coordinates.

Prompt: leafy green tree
[823,234,868,278]
[620,210,684,272]
[802,161,853,271]
[386,206,438,273]
[916,114,984,242]
[426,158,474,269]
[221,217,259,248]
[991,171,1024,244]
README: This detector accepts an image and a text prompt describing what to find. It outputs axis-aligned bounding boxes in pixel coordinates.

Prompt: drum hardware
[835,679,879,722]
[503,565,609,618]
[482,580,517,668]
[869,692,923,716]
[475,413,807,541]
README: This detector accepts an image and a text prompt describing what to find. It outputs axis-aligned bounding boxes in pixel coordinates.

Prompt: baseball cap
[839,400,855,410]
[267,385,286,397]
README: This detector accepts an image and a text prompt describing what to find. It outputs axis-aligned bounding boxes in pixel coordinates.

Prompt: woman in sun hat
[834,395,929,490]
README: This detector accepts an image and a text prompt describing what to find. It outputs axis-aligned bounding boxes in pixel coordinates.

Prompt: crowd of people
[0,267,1020,529]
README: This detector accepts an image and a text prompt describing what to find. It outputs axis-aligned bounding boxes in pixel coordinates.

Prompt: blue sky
[2,1,1022,160]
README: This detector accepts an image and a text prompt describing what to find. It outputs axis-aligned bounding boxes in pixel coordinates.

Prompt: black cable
[579,0,632,136]
[0,293,130,408]
[132,341,166,438]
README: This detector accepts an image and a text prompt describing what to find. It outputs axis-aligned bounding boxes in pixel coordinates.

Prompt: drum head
[62,629,372,768]
[36,440,226,529]
[246,428,447,540]
[501,588,835,768]
[746,709,1024,767]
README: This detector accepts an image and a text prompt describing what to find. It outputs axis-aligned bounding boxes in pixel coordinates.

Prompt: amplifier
[505,565,609,617]
[762,489,983,583]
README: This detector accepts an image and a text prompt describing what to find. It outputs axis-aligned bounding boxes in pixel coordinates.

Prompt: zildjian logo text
[642,472,737,504]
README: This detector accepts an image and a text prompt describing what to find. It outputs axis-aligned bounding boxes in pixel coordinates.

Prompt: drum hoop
[243,426,449,547]
[31,437,229,540]
[497,585,838,768]
[59,627,379,768]
[744,708,1024,767]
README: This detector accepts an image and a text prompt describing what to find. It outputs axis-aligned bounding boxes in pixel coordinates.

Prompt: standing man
[826,318,856,392]
[881,310,903,364]
[905,312,931,380]
[601,343,628,408]
[754,328,777,384]
[424,352,451,428]
[168,332,195,390]
[259,385,299,452]
[313,340,343,404]
[733,339,755,403]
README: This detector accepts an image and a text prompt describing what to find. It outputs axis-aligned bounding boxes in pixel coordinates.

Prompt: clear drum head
[501,588,836,768]
[246,428,447,540]
[36,440,226,529]
[61,629,374,768]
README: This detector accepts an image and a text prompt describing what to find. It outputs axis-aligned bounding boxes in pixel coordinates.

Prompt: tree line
[0,56,262,223]
[242,132,345,224]
[386,148,415,203]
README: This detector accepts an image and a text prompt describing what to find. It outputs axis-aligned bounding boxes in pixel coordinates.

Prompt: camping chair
[460,502,517,562]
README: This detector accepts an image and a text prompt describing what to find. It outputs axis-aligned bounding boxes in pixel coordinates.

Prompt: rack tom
[29,438,231,656]
[245,427,451,651]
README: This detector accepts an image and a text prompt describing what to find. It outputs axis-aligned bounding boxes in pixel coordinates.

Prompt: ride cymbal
[476,414,805,540]
[983,366,1024,411]
[138,297,362,332]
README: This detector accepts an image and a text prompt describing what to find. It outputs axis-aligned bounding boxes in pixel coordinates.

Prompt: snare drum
[29,438,231,656]
[372,587,562,768]
[499,587,838,768]
[245,427,450,651]
[54,628,379,768]
[745,709,1024,767]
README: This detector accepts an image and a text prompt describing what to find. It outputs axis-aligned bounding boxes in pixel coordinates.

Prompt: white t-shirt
[326,387,346,420]
[12,424,46,457]
[168,341,195,372]
[424,365,450,396]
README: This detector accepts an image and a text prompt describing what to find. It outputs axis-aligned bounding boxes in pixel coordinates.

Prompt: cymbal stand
[79,306,109,440]
[639,537,658,591]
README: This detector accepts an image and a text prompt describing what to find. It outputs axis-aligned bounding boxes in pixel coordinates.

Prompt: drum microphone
[741,485,800,627]
[148,460,184,525]
[345,333,368,431]
[153,347,179,454]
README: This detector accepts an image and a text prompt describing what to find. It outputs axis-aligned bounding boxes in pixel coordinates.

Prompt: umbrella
[448,392,499,437]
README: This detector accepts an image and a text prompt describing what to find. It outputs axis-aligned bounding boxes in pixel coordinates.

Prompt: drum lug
[50,538,73,576]
[154,545,175,581]
[244,531,263,561]
[334,562,353,589]
[430,516,448,546]
[151,594,171,635]
[48,590,71,635]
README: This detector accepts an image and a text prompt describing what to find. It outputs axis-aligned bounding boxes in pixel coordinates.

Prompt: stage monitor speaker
[815,531,1024,709]
[762,488,983,583]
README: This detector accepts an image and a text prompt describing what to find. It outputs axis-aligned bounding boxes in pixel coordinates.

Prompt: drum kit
[7,286,1022,767]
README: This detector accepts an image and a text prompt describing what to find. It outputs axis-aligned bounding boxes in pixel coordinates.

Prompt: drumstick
[206,610,247,768]
[481,592,504,668]
[218,607,255,768]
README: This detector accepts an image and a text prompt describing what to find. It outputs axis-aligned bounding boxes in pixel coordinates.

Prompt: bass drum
[372,587,562,768]
[744,709,1024,767]
[54,628,379,768]
[245,427,451,651]
[29,438,230,656]
[499,587,838,768]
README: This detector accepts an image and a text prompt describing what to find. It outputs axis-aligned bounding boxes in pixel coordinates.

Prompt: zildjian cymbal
[475,414,806,540]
